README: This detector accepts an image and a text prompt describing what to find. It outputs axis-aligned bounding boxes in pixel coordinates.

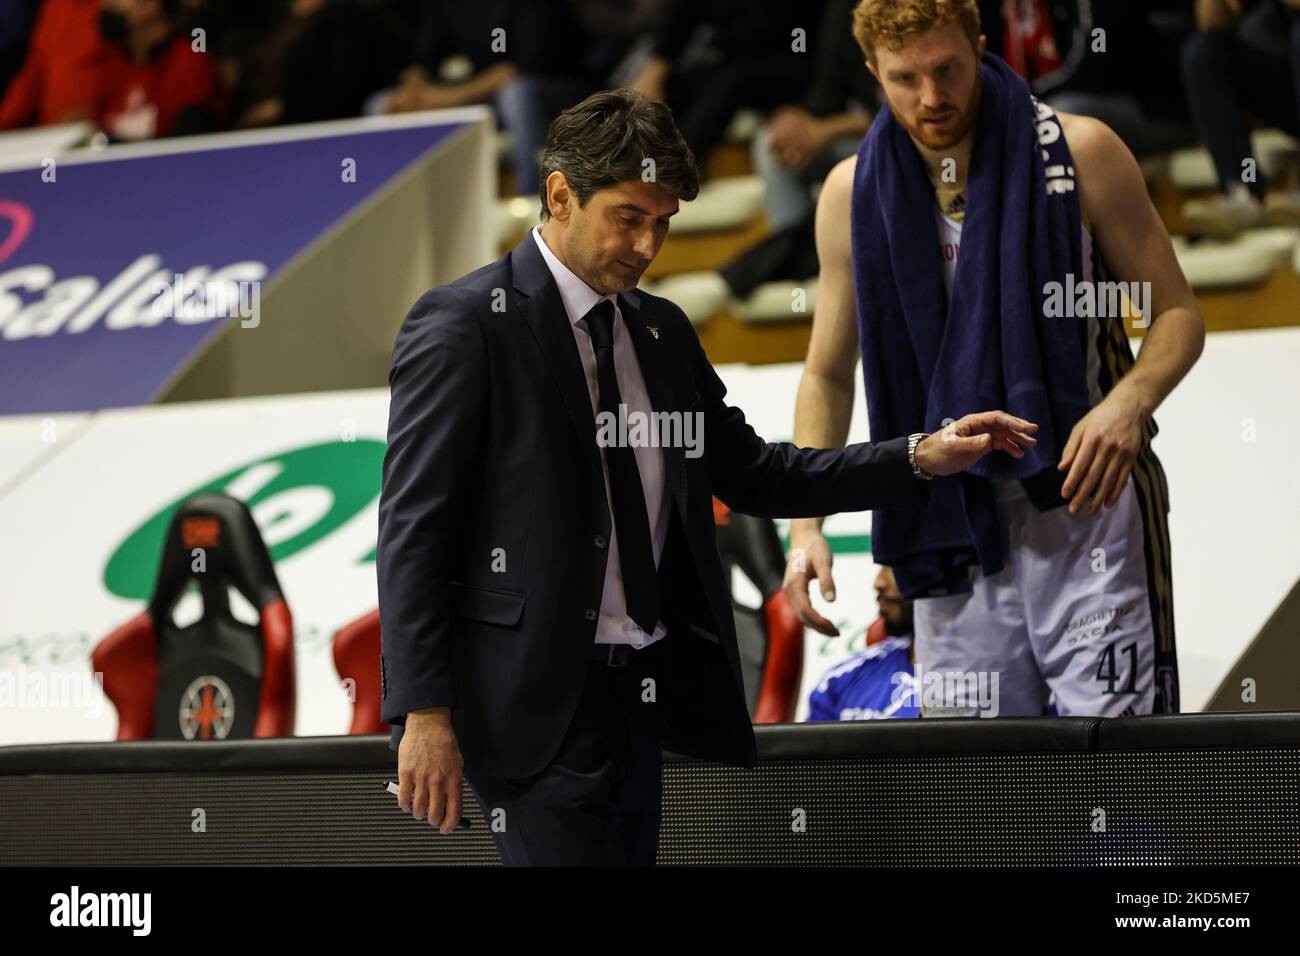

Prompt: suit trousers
[465,638,666,866]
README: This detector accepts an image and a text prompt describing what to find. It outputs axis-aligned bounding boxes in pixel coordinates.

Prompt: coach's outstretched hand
[914,411,1038,477]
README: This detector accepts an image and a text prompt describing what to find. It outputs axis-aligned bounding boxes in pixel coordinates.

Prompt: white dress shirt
[530,225,669,649]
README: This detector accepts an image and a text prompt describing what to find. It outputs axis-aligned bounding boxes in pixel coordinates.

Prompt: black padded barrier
[1,712,1297,866]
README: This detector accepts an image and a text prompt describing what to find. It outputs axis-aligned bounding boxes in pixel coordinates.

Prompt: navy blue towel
[850,51,1091,598]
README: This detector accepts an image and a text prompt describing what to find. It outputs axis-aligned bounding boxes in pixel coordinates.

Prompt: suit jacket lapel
[512,233,603,483]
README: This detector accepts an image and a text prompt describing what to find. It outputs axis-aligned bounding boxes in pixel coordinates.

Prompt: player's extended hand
[914,411,1038,477]
[783,528,841,636]
[397,707,464,834]
[1057,388,1145,516]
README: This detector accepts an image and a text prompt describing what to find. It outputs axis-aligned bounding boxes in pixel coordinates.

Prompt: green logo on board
[103,440,385,600]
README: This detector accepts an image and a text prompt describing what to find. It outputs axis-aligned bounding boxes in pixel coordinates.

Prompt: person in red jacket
[0,0,107,130]
[95,0,226,139]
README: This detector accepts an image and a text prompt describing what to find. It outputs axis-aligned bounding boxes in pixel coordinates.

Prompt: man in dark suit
[377,88,1037,865]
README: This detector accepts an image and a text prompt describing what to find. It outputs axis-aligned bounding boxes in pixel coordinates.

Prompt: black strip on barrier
[3,712,1300,775]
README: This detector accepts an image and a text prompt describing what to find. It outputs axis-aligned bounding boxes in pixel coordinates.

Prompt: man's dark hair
[537,88,700,221]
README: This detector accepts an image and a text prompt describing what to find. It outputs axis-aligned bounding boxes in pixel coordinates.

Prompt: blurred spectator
[994,0,1195,159]
[718,212,819,298]
[196,0,293,126]
[0,0,107,130]
[1181,0,1300,236]
[95,0,226,139]
[627,0,829,172]
[230,0,405,128]
[720,1,871,299]
[491,1,652,197]
[805,567,919,722]
[752,0,874,232]
[0,0,41,96]
[382,0,636,196]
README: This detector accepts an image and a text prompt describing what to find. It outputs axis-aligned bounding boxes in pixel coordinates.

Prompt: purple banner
[0,121,465,414]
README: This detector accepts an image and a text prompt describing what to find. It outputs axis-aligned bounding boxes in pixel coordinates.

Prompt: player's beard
[900,77,982,152]
[880,598,914,636]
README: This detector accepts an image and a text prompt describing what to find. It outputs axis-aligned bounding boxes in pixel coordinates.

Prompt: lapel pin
[647,325,659,340]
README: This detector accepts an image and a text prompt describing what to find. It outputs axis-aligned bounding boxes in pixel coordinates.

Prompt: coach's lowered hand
[397,706,464,834]
[915,412,1038,477]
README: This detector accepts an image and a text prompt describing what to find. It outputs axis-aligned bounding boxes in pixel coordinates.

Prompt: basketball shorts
[910,465,1178,718]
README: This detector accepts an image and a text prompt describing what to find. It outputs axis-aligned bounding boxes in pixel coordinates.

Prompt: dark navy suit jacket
[377,230,928,779]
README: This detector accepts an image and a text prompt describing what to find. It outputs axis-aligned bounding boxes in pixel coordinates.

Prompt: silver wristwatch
[907,432,933,480]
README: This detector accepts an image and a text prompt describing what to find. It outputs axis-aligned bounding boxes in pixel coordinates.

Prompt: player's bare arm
[1056,113,1206,516]
[785,154,863,636]
[800,153,862,440]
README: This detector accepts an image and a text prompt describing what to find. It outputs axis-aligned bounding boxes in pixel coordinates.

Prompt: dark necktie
[582,298,661,635]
